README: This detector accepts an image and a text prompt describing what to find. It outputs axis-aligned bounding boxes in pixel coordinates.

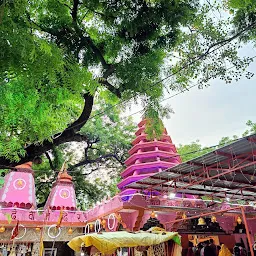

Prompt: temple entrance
[43,242,75,256]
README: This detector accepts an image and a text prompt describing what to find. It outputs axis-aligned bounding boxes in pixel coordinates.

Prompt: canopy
[68,230,181,254]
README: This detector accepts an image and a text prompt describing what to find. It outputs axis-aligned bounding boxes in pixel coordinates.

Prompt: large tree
[33,103,135,208]
[0,0,198,165]
[0,0,255,167]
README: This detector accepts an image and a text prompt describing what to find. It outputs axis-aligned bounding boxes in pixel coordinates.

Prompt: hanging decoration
[108,213,116,231]
[116,213,127,229]
[211,216,217,223]
[89,223,94,231]
[11,221,19,240]
[0,226,5,232]
[182,213,187,220]
[150,211,156,218]
[197,217,206,225]
[94,219,101,233]
[84,223,90,234]
[47,224,61,239]
[12,224,26,240]
[68,228,73,235]
[35,227,41,232]
[101,219,106,229]
[237,216,242,224]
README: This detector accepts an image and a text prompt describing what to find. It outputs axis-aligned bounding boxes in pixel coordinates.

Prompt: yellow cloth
[68,231,180,254]
[39,234,44,256]
[219,244,232,256]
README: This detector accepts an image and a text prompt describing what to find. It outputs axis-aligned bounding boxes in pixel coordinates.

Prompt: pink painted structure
[118,119,181,197]
[0,162,36,209]
[44,163,77,211]
[0,163,86,227]
[0,119,256,254]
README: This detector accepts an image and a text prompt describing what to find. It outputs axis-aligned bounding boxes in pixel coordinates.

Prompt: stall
[68,228,182,256]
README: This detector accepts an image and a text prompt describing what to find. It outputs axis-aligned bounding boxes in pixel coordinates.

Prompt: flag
[56,209,63,228]
[5,213,12,224]
[10,221,19,240]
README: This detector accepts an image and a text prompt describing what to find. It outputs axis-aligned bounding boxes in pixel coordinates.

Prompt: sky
[130,45,256,147]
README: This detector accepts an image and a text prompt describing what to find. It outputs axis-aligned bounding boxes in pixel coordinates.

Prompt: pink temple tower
[0,162,36,209]
[118,119,181,196]
[44,163,77,211]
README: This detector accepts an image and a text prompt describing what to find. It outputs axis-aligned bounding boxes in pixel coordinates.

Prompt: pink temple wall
[0,208,87,224]
[119,211,139,231]
[46,184,76,210]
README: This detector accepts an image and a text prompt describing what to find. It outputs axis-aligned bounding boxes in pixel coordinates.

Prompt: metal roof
[126,134,256,201]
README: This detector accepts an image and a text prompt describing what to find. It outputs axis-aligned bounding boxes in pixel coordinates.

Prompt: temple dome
[44,162,77,211]
[0,162,36,209]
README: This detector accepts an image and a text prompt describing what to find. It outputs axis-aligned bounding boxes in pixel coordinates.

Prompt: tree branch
[58,0,72,11]
[195,21,256,62]
[0,93,94,167]
[45,151,55,171]
[98,78,121,98]
[28,8,120,98]
[82,4,116,19]
[71,0,79,22]
[68,153,125,171]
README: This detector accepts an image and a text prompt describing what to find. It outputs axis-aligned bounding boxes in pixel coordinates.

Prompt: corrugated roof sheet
[126,134,256,200]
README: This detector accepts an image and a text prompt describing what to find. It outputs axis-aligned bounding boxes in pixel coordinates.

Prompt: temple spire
[117,119,181,196]
[44,162,77,210]
[0,162,36,209]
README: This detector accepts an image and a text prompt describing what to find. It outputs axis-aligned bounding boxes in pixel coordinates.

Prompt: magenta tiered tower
[117,119,181,196]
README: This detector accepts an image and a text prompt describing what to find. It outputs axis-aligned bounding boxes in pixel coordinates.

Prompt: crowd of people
[186,239,248,256]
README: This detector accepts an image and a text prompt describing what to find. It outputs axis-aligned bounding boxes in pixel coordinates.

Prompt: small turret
[44,162,77,210]
[0,162,36,209]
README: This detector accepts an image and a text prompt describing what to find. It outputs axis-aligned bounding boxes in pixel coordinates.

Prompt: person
[200,242,205,256]
[209,239,217,256]
[216,245,221,256]
[218,244,232,256]
[187,242,195,256]
[253,241,256,256]
[204,240,216,256]
[195,243,203,256]
[233,243,241,256]
[239,244,246,256]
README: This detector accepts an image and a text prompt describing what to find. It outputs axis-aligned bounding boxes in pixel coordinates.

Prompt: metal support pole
[241,206,254,256]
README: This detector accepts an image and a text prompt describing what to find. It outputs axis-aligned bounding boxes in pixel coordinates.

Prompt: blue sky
[163,46,256,146]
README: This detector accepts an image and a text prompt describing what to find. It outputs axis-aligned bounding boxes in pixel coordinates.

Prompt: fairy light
[169,193,176,199]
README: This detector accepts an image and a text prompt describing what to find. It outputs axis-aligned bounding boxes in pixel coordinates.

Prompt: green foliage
[0,0,207,162]
[170,0,255,91]
[177,120,256,162]
[228,0,256,43]
[177,140,212,162]
[1,0,256,163]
